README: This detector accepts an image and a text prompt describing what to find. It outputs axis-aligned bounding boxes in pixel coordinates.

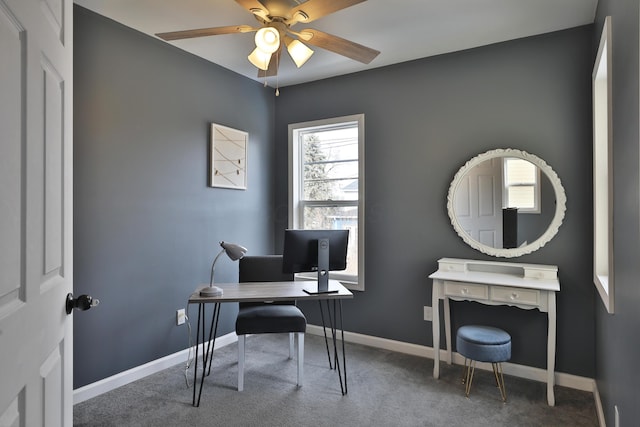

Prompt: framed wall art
[209,123,248,190]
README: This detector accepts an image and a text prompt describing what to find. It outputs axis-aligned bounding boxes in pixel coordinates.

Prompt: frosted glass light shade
[287,39,314,68]
[248,47,272,70]
[255,27,280,54]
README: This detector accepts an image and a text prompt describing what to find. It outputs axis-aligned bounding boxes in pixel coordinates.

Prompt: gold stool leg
[492,362,507,402]
[461,358,468,384]
[464,360,476,397]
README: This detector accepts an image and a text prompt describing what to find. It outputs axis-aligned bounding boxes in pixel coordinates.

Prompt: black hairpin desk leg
[318,301,333,368]
[319,299,347,395]
[192,302,221,407]
[192,303,202,406]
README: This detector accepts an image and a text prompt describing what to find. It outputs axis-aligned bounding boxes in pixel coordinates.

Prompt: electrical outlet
[176,309,186,326]
[423,306,433,321]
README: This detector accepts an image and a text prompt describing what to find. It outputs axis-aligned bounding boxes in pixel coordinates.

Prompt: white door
[0,0,73,425]
[454,158,503,248]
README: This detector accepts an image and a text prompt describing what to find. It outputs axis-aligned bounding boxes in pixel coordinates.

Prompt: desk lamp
[200,241,247,297]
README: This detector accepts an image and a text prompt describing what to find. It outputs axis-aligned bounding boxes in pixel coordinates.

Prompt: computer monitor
[282,229,349,294]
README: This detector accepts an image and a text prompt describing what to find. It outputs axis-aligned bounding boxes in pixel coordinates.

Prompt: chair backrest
[238,255,294,308]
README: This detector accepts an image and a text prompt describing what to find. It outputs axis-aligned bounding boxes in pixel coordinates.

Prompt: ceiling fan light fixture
[287,39,314,68]
[248,47,272,71]
[255,27,280,54]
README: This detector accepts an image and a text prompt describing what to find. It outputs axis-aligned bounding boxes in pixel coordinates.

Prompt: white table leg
[547,292,556,406]
[444,297,452,365]
[432,282,440,379]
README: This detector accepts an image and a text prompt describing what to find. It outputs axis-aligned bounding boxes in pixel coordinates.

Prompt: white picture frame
[209,123,248,190]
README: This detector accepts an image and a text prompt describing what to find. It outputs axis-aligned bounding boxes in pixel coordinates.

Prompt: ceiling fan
[155,0,380,79]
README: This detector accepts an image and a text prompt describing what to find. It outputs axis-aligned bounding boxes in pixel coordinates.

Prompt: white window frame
[288,114,365,291]
[502,157,541,214]
[593,16,614,313]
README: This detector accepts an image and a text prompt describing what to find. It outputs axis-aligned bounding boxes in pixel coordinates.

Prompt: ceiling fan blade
[156,25,255,41]
[300,29,379,64]
[290,0,367,23]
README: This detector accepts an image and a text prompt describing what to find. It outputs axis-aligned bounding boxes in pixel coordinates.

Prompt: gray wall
[593,0,640,426]
[73,6,274,388]
[74,5,599,393]
[275,26,595,377]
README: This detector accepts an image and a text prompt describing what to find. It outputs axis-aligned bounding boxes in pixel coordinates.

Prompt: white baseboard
[73,332,238,405]
[305,324,596,393]
[592,382,607,427]
[74,324,599,414]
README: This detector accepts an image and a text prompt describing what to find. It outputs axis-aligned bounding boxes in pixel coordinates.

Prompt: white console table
[429,258,560,406]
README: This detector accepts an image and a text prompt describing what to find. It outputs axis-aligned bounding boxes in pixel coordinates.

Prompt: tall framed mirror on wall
[593,16,614,313]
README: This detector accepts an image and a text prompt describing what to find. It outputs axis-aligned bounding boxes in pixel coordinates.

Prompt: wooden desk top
[188,280,353,304]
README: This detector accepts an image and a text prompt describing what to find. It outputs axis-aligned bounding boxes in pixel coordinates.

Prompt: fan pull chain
[275,52,280,96]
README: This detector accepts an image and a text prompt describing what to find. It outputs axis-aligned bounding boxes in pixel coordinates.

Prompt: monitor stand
[303,238,339,295]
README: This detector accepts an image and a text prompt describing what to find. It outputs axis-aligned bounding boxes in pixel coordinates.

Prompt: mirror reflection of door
[454,158,503,248]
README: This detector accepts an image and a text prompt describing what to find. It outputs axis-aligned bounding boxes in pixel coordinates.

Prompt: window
[502,158,540,213]
[592,16,614,313]
[288,114,364,290]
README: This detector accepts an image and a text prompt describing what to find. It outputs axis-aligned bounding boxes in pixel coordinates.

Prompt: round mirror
[447,149,566,257]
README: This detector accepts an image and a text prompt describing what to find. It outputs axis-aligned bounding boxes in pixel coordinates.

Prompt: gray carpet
[74,334,597,426]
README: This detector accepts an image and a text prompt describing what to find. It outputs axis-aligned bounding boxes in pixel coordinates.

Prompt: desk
[188,280,353,407]
[429,258,560,406]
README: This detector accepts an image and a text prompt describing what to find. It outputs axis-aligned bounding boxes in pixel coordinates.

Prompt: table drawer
[443,281,488,299]
[491,286,540,306]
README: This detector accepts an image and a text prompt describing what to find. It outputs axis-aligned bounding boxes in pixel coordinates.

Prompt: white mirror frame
[447,148,567,258]
[592,16,614,313]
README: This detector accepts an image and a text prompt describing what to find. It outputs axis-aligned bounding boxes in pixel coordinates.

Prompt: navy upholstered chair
[235,255,306,391]
[456,325,511,402]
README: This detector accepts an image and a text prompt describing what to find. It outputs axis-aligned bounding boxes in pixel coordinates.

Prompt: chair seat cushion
[236,305,306,335]
[456,325,511,363]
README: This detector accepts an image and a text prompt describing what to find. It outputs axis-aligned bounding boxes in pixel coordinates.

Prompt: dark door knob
[66,293,100,315]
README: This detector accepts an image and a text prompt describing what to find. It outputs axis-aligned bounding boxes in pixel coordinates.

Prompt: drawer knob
[461,288,469,294]
[510,292,519,300]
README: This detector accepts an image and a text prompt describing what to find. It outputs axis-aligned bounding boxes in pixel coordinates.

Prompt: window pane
[302,129,358,201]
[507,186,535,208]
[505,158,536,185]
[303,176,358,201]
[303,205,358,276]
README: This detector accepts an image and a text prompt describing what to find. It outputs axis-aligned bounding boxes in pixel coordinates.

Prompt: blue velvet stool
[456,325,511,401]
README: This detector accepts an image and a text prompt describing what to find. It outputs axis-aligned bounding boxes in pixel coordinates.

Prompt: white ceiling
[74,0,598,88]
